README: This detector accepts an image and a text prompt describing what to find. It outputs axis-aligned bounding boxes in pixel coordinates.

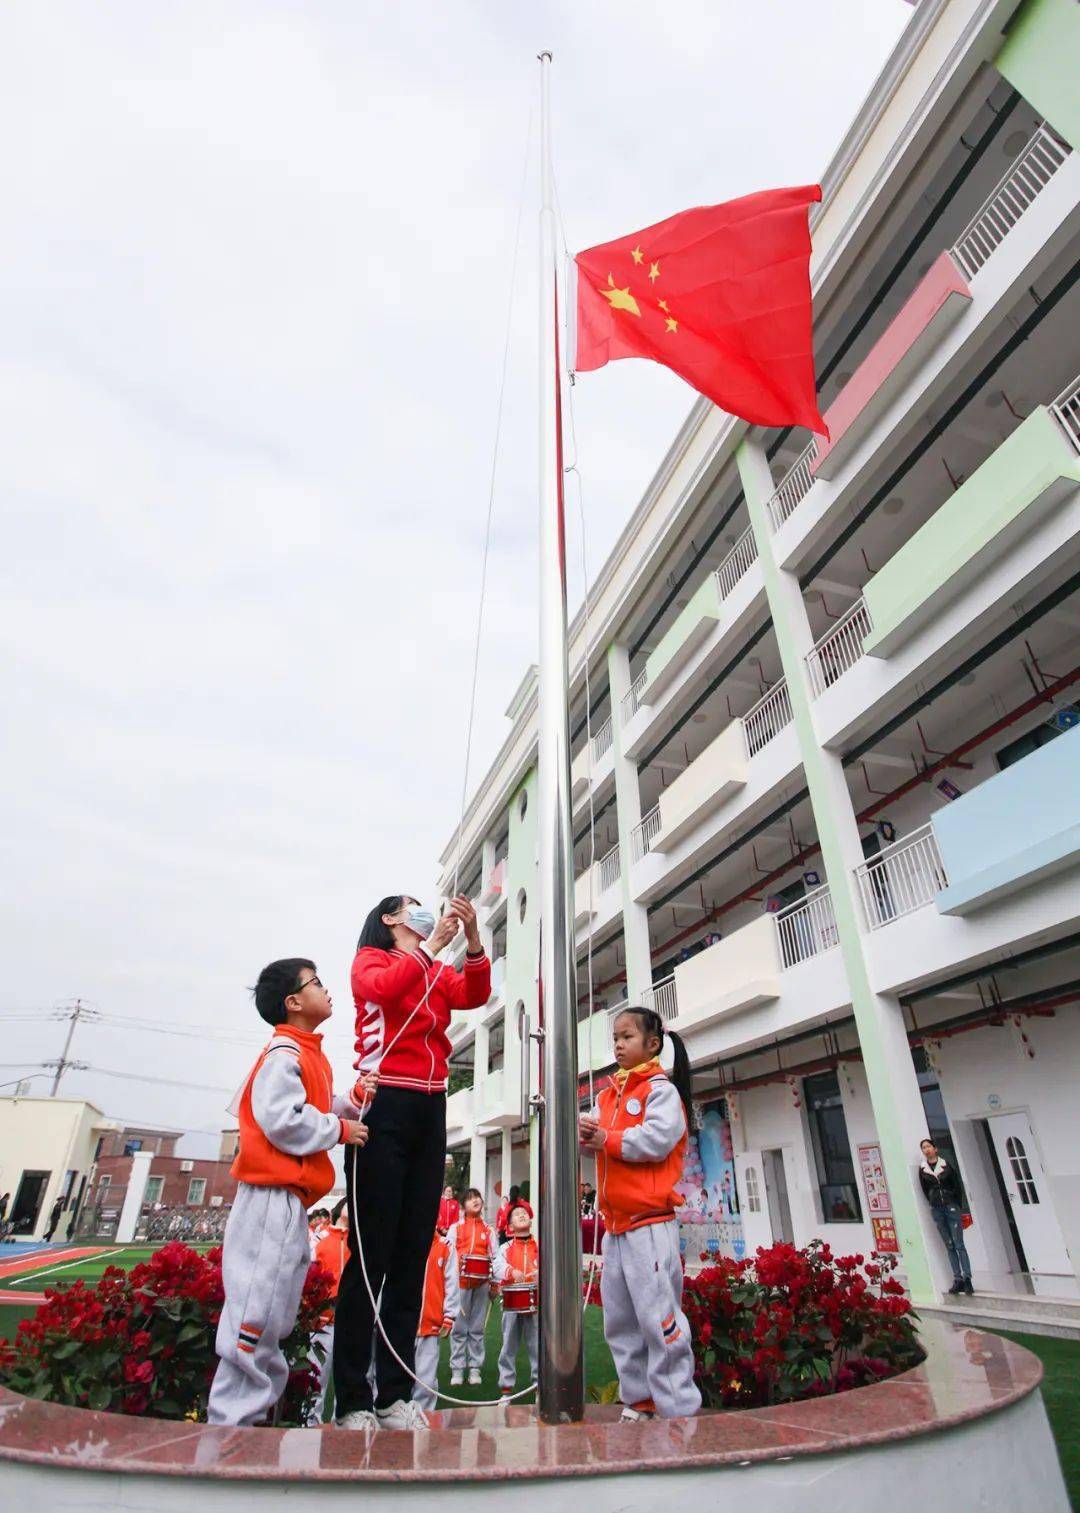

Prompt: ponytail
[614,1006,695,1131]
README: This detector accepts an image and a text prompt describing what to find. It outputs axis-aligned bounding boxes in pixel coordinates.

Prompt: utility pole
[45,1000,96,1096]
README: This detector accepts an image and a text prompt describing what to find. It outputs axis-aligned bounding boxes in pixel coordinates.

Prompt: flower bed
[683,1239,920,1408]
[0,1242,333,1424]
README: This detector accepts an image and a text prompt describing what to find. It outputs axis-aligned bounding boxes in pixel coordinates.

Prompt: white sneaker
[376,1399,430,1431]
[619,1406,656,1423]
[468,1368,482,1386]
[336,1409,379,1431]
[449,1371,464,1386]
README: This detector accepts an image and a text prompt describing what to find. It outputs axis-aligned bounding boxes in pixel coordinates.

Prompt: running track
[0,1244,111,1306]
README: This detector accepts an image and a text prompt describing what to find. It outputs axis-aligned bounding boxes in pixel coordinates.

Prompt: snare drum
[501,1281,538,1315]
[461,1252,491,1284]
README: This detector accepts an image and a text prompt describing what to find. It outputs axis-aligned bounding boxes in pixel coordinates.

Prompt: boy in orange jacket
[447,1189,497,1385]
[207,959,374,1427]
[412,1226,460,1409]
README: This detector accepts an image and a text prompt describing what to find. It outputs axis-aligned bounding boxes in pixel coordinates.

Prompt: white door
[988,1113,1072,1276]
[734,1152,772,1254]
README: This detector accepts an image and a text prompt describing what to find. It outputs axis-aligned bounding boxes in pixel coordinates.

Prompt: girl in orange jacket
[580,1006,701,1421]
[448,1190,497,1384]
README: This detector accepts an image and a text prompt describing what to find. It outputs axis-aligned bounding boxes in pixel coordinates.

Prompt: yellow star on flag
[601,273,641,317]
[658,299,670,312]
[630,246,644,265]
[665,316,678,333]
[649,261,660,283]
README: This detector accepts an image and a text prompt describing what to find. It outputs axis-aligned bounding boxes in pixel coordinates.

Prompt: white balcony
[805,599,873,699]
[641,975,678,1024]
[671,890,840,1034]
[597,843,621,893]
[714,525,759,600]
[651,720,748,853]
[571,718,616,814]
[854,824,949,931]
[574,845,621,931]
[445,1086,473,1142]
[951,124,1070,280]
[1051,374,1080,455]
[630,804,662,863]
[766,441,818,533]
[620,669,648,727]
[743,679,795,758]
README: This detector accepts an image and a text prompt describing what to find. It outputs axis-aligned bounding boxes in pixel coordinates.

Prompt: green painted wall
[644,571,721,690]
[996,0,1080,150]
[863,406,1080,656]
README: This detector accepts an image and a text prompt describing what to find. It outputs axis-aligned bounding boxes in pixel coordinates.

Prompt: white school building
[433,0,1080,1318]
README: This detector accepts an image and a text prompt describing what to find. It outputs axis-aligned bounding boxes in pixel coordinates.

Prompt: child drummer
[448,1188,497,1386]
[493,1205,538,1399]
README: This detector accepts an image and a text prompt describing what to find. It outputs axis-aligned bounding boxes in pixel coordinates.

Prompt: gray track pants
[207,1183,311,1427]
[497,1309,537,1391]
[600,1221,701,1419]
[412,1334,441,1409]
[449,1285,488,1371]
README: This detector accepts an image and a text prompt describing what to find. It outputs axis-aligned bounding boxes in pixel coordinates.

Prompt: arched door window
[1005,1136,1040,1205]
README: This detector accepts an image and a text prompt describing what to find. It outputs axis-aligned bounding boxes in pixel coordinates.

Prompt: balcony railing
[714,525,758,600]
[743,678,795,758]
[774,885,839,968]
[630,804,662,862]
[1051,373,1080,456]
[805,598,873,698]
[598,843,621,893]
[592,716,614,761]
[620,669,648,725]
[952,124,1070,280]
[854,823,948,930]
[642,975,678,1024]
[766,440,818,532]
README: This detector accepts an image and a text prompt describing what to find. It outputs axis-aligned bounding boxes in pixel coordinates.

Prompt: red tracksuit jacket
[352,944,491,1094]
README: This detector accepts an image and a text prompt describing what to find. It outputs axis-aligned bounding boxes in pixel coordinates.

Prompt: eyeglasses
[295,975,323,992]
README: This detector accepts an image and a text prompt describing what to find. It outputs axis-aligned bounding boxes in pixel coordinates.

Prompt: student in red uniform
[413,1226,460,1409]
[437,1185,461,1232]
[580,1006,701,1422]
[207,960,372,1428]
[333,895,491,1432]
[494,1205,538,1398]
[448,1189,497,1385]
[309,1200,350,1424]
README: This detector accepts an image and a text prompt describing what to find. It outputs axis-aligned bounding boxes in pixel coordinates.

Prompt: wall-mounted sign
[878,820,896,843]
[937,778,962,801]
[871,1216,899,1253]
[857,1142,891,1216]
[803,870,821,888]
[988,1093,1002,1110]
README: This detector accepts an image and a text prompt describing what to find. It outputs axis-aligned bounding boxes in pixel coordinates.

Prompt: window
[123,1139,143,1156]
[448,1040,475,1094]
[804,1071,862,1222]
[186,1178,207,1205]
[744,1165,761,1214]
[144,1176,164,1207]
[996,707,1079,769]
[911,1047,956,1166]
[1005,1136,1040,1204]
[97,1175,111,1193]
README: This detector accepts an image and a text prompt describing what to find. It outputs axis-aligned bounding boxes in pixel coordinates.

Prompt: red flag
[574,186,827,436]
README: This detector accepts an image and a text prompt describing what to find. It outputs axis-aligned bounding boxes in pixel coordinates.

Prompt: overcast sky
[1,1,910,1155]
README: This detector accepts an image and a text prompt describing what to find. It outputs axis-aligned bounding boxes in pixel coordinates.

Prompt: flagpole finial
[538,49,552,62]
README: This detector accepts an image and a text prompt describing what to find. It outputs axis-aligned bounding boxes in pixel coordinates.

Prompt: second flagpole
[535,48,585,1424]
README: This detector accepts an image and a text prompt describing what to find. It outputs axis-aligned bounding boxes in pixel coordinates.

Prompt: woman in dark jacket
[919,1138,974,1294]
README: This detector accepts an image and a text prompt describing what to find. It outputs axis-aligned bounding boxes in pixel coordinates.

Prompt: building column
[606,642,654,1004]
[115,1150,154,1244]
[737,437,943,1303]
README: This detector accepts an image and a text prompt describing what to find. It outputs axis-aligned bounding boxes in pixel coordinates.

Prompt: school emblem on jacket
[626,1097,642,1116]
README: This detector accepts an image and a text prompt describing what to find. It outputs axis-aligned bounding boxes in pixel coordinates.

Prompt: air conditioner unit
[180,1160,194,1173]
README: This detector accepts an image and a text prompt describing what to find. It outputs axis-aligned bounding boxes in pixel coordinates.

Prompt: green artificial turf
[993,1331,1080,1510]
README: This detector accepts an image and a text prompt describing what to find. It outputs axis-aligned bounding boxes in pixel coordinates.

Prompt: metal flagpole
[536,48,584,1424]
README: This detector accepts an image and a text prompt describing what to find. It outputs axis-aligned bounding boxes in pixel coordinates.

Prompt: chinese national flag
[575,185,827,436]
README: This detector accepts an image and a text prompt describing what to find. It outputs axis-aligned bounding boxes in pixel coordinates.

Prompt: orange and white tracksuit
[411,1232,460,1409]
[308,1225,350,1425]
[208,1025,357,1428]
[448,1215,496,1373]
[494,1235,538,1392]
[589,1060,701,1419]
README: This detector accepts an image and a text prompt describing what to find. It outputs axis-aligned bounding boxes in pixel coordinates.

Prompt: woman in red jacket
[333,893,490,1431]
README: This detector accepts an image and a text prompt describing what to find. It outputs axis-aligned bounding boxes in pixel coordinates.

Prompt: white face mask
[402,906,435,940]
